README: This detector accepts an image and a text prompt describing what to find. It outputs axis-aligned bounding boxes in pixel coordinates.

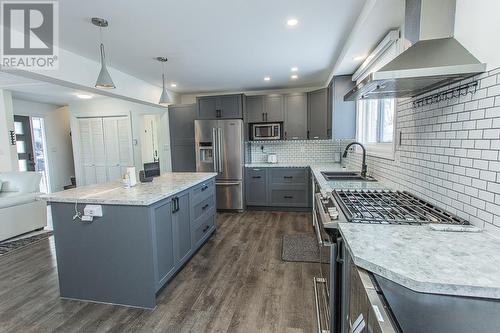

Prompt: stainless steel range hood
[345,0,486,101]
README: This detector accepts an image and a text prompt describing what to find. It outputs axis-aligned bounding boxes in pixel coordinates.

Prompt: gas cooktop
[332,189,469,225]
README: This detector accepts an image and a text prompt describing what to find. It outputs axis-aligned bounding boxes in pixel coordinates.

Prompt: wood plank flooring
[0,211,319,333]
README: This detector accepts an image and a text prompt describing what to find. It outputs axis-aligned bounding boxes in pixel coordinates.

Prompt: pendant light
[156,57,171,105]
[92,17,115,89]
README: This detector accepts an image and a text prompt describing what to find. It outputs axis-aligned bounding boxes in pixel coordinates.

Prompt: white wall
[455,0,500,70]
[12,99,75,192]
[69,97,171,186]
[0,90,17,172]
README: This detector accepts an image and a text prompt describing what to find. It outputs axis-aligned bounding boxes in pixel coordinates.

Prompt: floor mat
[0,231,53,256]
[281,233,329,263]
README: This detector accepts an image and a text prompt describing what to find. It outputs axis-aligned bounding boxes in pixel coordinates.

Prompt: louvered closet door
[79,118,96,185]
[103,117,134,181]
[90,118,107,184]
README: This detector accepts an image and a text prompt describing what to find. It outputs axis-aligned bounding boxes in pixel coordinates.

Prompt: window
[356,98,395,159]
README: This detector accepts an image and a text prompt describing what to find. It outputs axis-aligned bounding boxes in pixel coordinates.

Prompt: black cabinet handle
[172,197,177,213]
[202,203,209,210]
[307,130,310,139]
[252,176,261,179]
[216,110,221,118]
[262,113,265,121]
[203,225,210,233]
[201,185,208,191]
[284,195,294,199]
[283,176,293,179]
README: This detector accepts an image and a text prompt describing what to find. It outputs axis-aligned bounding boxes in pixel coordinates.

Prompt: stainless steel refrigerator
[195,119,244,210]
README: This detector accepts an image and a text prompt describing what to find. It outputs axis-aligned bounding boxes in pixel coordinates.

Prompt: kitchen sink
[321,171,377,182]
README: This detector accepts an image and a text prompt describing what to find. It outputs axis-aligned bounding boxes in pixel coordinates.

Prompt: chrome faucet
[342,142,367,178]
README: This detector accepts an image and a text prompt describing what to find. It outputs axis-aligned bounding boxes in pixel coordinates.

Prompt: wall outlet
[84,205,103,217]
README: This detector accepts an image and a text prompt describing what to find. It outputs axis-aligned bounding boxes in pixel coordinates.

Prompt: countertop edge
[40,174,217,206]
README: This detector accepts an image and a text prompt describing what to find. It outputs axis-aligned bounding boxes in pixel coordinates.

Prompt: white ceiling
[334,0,404,75]
[0,72,101,106]
[56,0,366,94]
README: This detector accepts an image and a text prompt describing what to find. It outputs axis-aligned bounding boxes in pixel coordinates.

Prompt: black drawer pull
[203,225,210,233]
[283,176,293,179]
[252,176,261,179]
[284,195,294,199]
[201,185,208,191]
[202,203,210,210]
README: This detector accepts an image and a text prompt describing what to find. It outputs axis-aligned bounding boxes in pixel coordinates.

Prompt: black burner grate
[333,189,469,225]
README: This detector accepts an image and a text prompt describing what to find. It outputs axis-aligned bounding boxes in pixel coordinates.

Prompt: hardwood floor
[0,211,319,333]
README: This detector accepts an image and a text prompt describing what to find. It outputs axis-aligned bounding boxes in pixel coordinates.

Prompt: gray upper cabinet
[197,94,243,119]
[332,75,356,140]
[284,93,308,140]
[263,95,284,122]
[245,95,264,123]
[169,104,197,172]
[307,88,329,140]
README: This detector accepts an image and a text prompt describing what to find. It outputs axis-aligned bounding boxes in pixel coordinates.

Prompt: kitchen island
[41,172,217,309]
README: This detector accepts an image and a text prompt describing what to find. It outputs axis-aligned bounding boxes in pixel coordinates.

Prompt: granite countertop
[40,172,217,206]
[245,162,388,193]
[338,223,500,299]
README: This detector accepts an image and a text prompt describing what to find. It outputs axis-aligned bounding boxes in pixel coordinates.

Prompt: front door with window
[14,115,35,172]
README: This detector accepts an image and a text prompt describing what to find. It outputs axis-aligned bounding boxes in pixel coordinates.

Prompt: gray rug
[281,234,329,263]
[0,231,53,256]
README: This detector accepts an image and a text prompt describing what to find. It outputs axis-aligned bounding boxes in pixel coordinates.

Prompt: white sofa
[0,172,47,241]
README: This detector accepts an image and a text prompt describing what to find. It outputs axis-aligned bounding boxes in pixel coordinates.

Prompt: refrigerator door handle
[212,128,218,173]
[217,128,224,174]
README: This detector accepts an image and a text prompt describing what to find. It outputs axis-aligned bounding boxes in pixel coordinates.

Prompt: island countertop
[338,223,500,299]
[40,172,217,206]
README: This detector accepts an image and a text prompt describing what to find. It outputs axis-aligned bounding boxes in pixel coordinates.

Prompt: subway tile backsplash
[248,139,347,164]
[345,67,500,236]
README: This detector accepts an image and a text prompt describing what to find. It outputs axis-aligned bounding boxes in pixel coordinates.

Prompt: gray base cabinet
[245,167,311,208]
[51,178,216,309]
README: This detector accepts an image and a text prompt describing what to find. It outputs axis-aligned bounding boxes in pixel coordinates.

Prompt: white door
[103,118,122,181]
[90,118,107,184]
[79,118,96,185]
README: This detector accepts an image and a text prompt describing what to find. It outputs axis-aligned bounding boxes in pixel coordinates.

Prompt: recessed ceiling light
[291,67,298,72]
[291,74,298,80]
[264,76,271,81]
[76,94,92,99]
[170,83,177,88]
[353,55,366,62]
[286,18,299,27]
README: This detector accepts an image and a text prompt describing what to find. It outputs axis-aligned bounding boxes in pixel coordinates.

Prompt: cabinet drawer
[193,195,214,221]
[192,180,214,205]
[269,168,308,185]
[270,188,308,207]
[193,214,215,246]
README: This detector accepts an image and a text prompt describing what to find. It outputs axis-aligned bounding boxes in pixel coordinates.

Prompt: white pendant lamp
[92,17,115,89]
[156,57,171,105]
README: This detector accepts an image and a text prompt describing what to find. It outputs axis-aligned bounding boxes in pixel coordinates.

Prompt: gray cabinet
[197,94,243,119]
[264,95,284,122]
[308,88,329,140]
[284,93,308,140]
[331,75,356,140]
[245,95,264,123]
[245,168,268,206]
[169,104,196,172]
[172,192,191,265]
[245,167,311,208]
[153,199,176,288]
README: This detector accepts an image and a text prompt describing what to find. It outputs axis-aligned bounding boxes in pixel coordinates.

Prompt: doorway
[13,115,50,193]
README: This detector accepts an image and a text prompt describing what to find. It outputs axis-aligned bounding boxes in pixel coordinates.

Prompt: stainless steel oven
[249,122,282,140]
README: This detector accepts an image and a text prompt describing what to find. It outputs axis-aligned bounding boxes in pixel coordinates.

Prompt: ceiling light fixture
[264,76,271,81]
[291,67,298,72]
[76,94,92,99]
[156,57,171,106]
[286,18,299,27]
[92,17,115,89]
[291,74,298,79]
[170,83,177,88]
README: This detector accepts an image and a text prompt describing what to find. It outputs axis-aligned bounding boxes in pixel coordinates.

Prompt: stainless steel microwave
[250,122,282,140]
